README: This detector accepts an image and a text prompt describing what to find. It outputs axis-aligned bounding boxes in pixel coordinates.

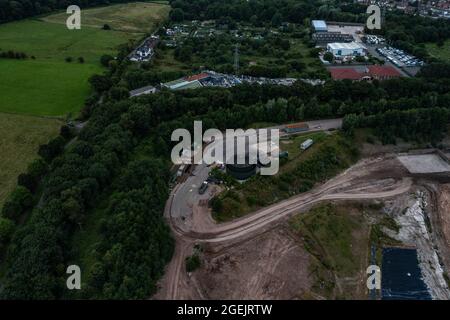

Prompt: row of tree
[343,108,450,145]
[0,50,28,59]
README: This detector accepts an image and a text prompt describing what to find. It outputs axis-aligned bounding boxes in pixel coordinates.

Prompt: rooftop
[185,72,210,82]
[327,42,366,50]
[312,20,327,29]
[329,68,363,80]
[367,65,402,77]
[129,85,156,97]
[328,66,403,81]
[286,123,309,129]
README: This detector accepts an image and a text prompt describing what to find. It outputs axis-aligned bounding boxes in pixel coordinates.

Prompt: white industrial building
[327,42,366,58]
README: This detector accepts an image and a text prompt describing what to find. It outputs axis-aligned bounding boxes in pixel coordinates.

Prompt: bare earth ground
[383,188,450,299]
[155,152,450,300]
[194,228,312,300]
[435,184,450,277]
[438,185,450,249]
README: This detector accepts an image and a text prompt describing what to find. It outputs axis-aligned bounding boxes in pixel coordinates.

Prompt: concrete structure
[327,42,366,59]
[312,20,328,32]
[398,154,450,174]
[301,139,314,150]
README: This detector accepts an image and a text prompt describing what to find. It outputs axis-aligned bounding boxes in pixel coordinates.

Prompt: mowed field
[0,113,62,207]
[41,2,171,33]
[0,59,102,115]
[0,20,132,116]
[0,2,169,116]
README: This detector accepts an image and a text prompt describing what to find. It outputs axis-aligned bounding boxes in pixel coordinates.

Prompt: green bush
[0,217,15,243]
[186,254,201,272]
[1,186,33,220]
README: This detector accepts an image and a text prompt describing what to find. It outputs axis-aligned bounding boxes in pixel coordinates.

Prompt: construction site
[154,130,450,300]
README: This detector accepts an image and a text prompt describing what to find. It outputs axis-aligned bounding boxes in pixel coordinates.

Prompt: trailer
[301,139,314,150]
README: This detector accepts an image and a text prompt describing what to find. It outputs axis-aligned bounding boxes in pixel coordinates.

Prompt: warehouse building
[162,78,203,91]
[312,32,354,46]
[312,20,328,32]
[327,42,366,59]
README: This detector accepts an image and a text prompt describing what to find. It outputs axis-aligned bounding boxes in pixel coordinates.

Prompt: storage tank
[225,153,257,181]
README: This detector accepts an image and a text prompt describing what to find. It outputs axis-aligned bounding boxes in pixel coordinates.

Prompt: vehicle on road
[199,181,209,194]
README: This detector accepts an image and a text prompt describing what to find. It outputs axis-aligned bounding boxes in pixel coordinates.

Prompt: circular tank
[225,153,257,181]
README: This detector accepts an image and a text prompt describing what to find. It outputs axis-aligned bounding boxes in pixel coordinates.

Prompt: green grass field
[426,40,450,62]
[0,2,169,117]
[41,2,170,33]
[0,59,102,116]
[0,113,62,207]
[0,19,134,116]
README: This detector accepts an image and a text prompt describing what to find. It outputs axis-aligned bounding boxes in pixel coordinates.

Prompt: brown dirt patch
[193,228,312,299]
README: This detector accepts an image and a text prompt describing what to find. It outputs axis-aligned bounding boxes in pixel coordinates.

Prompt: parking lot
[376,46,424,68]
[327,23,364,42]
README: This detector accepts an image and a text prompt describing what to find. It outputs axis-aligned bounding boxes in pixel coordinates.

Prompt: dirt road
[157,156,416,300]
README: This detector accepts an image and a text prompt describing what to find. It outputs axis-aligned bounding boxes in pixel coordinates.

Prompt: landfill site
[154,146,450,300]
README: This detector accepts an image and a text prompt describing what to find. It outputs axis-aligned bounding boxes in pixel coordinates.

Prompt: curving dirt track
[157,156,415,300]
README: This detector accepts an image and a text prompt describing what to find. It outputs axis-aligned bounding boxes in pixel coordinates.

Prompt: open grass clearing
[40,2,170,34]
[0,113,62,207]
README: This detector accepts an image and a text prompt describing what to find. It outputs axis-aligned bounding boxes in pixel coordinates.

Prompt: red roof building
[328,66,402,81]
[184,73,210,82]
[367,65,402,80]
[329,68,365,81]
